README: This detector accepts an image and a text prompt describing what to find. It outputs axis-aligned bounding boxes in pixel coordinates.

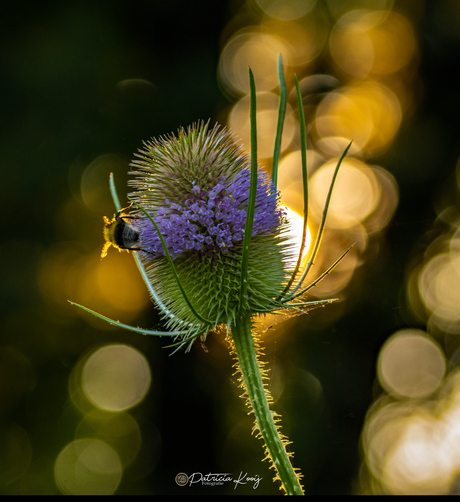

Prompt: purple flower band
[137,166,284,259]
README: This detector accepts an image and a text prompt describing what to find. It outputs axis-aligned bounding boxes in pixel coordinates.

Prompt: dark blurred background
[1,0,460,495]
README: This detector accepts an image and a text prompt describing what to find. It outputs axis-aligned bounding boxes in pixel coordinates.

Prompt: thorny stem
[231,313,304,496]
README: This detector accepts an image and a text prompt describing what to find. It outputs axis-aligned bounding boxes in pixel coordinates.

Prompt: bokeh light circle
[75,411,143,468]
[0,422,32,486]
[218,31,289,96]
[418,252,460,333]
[228,92,296,158]
[95,253,151,313]
[377,330,446,399]
[330,10,416,78]
[254,0,316,21]
[54,439,122,495]
[261,17,328,66]
[80,154,129,213]
[82,344,151,412]
[309,158,380,229]
[315,81,401,155]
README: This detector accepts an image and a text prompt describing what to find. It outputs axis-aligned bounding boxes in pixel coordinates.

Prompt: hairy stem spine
[231,313,304,495]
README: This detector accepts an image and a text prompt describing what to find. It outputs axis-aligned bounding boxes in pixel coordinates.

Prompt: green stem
[231,313,304,496]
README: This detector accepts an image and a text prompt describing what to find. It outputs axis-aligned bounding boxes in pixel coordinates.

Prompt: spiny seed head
[128,121,293,341]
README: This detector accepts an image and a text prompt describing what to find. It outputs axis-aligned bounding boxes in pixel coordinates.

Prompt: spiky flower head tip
[128,122,292,343]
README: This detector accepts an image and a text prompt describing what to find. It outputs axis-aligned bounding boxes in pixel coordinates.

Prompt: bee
[101,205,143,259]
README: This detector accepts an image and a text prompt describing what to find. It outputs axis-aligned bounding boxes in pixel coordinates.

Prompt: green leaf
[271,54,287,190]
[283,245,354,302]
[133,201,213,327]
[69,173,196,339]
[109,172,122,211]
[110,173,194,329]
[280,75,310,298]
[291,140,352,294]
[238,67,258,314]
[68,301,187,336]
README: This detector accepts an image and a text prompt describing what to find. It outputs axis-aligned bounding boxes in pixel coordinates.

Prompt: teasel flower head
[128,121,293,343]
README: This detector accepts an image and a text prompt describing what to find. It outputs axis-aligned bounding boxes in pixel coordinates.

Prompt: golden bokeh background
[1,0,460,495]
